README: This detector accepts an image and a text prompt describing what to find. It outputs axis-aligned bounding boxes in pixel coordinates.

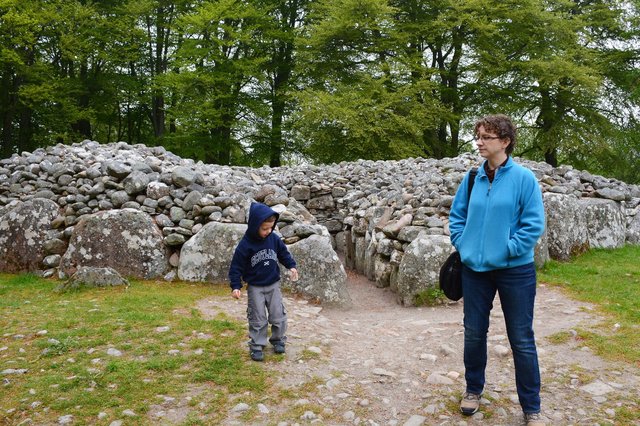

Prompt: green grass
[2,245,639,424]
[0,275,269,425]
[414,287,448,306]
[538,245,640,366]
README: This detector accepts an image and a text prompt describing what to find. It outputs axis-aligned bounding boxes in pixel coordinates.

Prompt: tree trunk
[0,68,16,157]
[71,62,92,139]
[537,88,558,167]
[17,106,34,152]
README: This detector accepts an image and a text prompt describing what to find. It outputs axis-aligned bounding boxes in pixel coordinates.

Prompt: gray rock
[0,198,59,273]
[285,234,351,307]
[396,234,451,306]
[58,266,129,290]
[59,209,170,279]
[178,222,246,282]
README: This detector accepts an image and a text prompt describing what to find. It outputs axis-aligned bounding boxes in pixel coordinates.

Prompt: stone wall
[1,141,639,306]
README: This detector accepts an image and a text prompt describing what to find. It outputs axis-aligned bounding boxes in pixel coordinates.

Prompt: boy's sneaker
[250,350,264,362]
[460,392,481,416]
[274,343,286,354]
[524,412,545,426]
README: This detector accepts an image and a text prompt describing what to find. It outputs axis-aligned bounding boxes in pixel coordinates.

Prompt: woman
[449,115,546,426]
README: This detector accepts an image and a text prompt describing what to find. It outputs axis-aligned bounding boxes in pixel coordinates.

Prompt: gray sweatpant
[246,281,287,351]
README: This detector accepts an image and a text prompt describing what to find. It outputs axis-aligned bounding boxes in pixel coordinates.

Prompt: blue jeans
[462,262,541,414]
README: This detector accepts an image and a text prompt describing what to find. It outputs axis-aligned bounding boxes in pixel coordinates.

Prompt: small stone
[300,411,316,420]
[106,348,122,357]
[403,414,426,426]
[493,345,510,357]
[58,415,73,425]
[419,354,437,362]
[2,369,28,375]
[425,373,454,385]
[231,403,250,412]
[257,403,269,414]
[307,346,322,354]
[155,326,170,333]
[372,368,397,377]
[121,409,136,417]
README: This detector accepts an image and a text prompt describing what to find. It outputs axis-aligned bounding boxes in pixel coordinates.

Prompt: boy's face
[258,220,274,239]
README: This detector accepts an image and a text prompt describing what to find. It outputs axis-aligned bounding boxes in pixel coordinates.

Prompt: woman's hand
[232,289,241,299]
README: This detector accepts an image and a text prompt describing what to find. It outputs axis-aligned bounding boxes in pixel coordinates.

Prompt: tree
[165,0,267,165]
[295,0,441,163]
[468,0,637,169]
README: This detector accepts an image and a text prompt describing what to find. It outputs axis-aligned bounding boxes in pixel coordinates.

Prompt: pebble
[402,415,426,426]
[1,369,28,375]
[106,348,122,357]
[231,402,249,412]
[307,346,322,354]
[58,415,73,425]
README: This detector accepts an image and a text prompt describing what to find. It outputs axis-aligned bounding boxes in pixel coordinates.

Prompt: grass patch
[0,274,269,425]
[538,245,640,366]
[414,287,447,306]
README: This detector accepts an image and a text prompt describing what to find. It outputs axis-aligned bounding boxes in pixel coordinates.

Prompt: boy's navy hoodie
[228,203,296,290]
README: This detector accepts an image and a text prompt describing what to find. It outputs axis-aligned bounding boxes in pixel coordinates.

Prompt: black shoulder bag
[439,168,478,301]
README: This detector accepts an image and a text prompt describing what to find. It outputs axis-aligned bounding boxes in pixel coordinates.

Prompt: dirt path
[198,268,640,425]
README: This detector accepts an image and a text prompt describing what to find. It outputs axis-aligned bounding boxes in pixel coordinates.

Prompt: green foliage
[296,77,439,163]
[0,0,638,175]
[413,286,447,307]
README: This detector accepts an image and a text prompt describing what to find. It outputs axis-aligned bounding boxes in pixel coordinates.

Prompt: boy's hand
[232,289,241,299]
[289,268,299,282]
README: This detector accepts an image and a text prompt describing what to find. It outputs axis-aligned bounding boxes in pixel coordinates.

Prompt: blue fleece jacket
[228,203,297,290]
[449,157,545,272]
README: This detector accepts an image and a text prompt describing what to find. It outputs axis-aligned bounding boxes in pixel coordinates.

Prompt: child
[229,202,298,361]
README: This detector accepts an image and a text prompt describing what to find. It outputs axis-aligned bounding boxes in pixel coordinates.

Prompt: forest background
[1,0,639,183]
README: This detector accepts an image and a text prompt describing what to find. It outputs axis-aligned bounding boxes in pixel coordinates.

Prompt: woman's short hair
[474,114,517,155]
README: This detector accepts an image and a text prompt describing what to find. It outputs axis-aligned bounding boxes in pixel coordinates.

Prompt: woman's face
[475,125,509,160]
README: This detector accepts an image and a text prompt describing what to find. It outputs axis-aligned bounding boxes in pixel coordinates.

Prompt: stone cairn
[1,140,639,306]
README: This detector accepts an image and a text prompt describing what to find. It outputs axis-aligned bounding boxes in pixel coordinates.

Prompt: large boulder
[396,233,452,306]
[544,193,589,260]
[534,227,550,268]
[58,266,129,291]
[0,198,59,273]
[581,199,626,249]
[627,209,640,244]
[285,234,351,307]
[59,208,170,279]
[178,222,246,282]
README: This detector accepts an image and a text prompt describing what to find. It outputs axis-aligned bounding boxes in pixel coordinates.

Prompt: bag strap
[467,167,478,202]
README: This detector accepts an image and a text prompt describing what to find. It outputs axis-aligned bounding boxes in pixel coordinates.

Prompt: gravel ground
[196,268,640,426]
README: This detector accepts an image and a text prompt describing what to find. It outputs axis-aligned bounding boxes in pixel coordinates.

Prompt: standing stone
[396,233,452,306]
[0,199,59,273]
[581,199,626,249]
[285,234,351,307]
[178,222,246,282]
[59,208,170,279]
[544,193,589,260]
